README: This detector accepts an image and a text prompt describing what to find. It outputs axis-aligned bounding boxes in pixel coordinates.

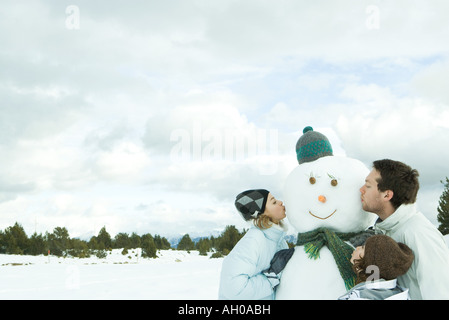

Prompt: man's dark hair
[373,159,420,210]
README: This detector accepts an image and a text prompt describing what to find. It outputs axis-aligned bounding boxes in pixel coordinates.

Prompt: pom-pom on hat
[235,189,270,221]
[296,126,333,164]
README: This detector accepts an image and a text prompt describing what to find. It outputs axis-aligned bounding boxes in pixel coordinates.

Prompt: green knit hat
[296,126,333,164]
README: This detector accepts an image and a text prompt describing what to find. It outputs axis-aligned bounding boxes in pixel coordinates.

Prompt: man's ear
[383,190,394,201]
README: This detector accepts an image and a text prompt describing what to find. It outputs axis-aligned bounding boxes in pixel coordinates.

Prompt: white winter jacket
[218,224,288,300]
[338,279,410,300]
[375,203,449,300]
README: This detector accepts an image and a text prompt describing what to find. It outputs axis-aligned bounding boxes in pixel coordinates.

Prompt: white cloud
[1,0,449,238]
[91,141,151,181]
[335,83,449,183]
[411,58,449,105]
[140,89,293,203]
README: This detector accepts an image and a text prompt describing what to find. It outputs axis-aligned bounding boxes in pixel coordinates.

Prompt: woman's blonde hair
[253,214,275,230]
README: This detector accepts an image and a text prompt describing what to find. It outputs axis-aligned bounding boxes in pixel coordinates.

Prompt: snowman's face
[284,156,376,233]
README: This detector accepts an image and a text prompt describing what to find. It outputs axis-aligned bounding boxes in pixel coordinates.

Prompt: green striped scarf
[297,228,361,291]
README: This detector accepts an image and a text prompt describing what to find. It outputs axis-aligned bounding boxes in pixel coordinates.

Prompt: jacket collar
[260,222,287,242]
[364,278,397,290]
[375,203,418,234]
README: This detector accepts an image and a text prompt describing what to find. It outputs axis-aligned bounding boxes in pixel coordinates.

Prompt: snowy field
[2,236,449,300]
[0,249,223,300]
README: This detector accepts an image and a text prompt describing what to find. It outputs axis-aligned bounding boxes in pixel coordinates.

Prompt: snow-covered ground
[2,236,448,300]
[0,249,223,300]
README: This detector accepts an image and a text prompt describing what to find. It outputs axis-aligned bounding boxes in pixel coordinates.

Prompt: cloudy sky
[1,0,448,239]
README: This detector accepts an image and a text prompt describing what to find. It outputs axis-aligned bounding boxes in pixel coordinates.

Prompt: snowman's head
[284,156,376,233]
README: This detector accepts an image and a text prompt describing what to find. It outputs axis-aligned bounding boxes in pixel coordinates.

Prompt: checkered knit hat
[235,189,270,221]
[296,126,333,164]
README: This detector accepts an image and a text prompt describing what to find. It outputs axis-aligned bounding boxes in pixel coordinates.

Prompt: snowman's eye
[309,177,316,185]
[331,179,338,187]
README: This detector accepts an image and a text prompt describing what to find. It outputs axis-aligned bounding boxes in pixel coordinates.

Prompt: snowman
[276,126,376,299]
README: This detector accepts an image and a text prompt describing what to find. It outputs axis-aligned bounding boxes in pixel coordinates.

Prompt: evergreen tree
[3,222,29,254]
[141,233,157,258]
[0,230,5,253]
[217,225,244,255]
[177,234,194,251]
[88,236,99,250]
[196,238,211,256]
[209,235,217,250]
[114,232,131,249]
[68,238,90,258]
[154,234,171,250]
[129,232,141,249]
[97,226,112,249]
[437,177,449,235]
[47,227,70,257]
[28,232,46,255]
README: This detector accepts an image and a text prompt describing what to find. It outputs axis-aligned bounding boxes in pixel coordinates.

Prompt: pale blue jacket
[218,224,288,300]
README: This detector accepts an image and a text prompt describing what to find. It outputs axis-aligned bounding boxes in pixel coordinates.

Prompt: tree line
[3,174,447,261]
[177,225,247,257]
[0,223,247,259]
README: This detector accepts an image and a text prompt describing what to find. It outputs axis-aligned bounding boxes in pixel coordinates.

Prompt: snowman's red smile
[308,209,337,220]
